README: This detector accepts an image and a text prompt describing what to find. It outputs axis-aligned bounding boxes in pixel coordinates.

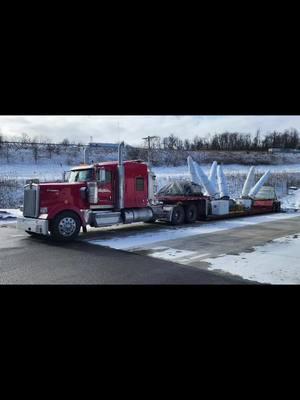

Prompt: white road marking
[148,248,212,265]
[179,253,212,264]
[188,253,211,260]
[149,248,197,262]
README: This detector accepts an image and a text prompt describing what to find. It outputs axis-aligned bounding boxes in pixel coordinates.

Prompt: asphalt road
[2,213,300,284]
[0,223,246,284]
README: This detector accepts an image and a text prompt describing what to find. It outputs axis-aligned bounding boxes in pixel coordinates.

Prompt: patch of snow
[149,248,212,264]
[0,209,22,224]
[204,233,300,284]
[0,163,67,182]
[153,164,300,176]
[87,212,300,250]
[150,247,196,261]
[280,189,300,210]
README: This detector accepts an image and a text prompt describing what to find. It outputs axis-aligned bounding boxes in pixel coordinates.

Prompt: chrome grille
[23,185,39,218]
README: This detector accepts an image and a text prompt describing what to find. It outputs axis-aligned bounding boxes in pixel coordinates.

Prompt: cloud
[1,115,300,145]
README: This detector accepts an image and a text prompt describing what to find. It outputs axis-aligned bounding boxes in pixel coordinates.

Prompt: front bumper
[17,217,49,236]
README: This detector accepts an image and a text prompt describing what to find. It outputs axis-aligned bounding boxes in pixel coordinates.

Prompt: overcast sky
[1,115,300,145]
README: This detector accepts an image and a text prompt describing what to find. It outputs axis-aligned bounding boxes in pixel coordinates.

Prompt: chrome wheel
[58,217,77,237]
[51,212,81,241]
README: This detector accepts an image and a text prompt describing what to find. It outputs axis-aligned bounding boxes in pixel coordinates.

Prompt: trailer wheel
[184,203,197,223]
[50,211,81,241]
[274,201,281,212]
[171,205,185,225]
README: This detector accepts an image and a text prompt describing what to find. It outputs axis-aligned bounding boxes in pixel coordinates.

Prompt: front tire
[50,212,81,241]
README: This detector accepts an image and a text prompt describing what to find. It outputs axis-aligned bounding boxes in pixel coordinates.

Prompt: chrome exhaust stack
[117,141,125,210]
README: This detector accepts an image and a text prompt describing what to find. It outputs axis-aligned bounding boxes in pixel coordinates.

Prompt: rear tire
[50,211,81,241]
[184,203,197,223]
[171,205,185,225]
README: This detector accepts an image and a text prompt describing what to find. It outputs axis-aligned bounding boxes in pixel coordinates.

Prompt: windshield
[68,169,94,183]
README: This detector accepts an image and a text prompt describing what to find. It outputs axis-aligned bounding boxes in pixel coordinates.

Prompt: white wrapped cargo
[241,166,256,198]
[208,161,218,190]
[192,159,218,198]
[249,170,271,198]
[187,156,200,186]
[217,165,229,198]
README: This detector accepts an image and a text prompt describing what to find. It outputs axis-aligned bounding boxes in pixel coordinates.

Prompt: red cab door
[96,167,114,209]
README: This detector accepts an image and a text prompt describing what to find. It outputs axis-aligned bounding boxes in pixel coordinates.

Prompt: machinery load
[157,180,204,197]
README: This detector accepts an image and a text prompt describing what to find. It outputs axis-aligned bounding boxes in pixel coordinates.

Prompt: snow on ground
[87,211,300,250]
[153,163,300,177]
[1,162,300,184]
[280,189,300,210]
[205,233,300,284]
[0,163,67,183]
[149,247,197,262]
[0,209,22,224]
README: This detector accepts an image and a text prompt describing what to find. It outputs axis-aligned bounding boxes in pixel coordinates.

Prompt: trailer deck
[204,207,280,221]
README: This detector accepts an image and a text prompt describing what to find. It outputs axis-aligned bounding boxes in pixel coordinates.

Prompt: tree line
[0,133,82,148]
[0,133,84,163]
[144,129,300,151]
[1,129,300,153]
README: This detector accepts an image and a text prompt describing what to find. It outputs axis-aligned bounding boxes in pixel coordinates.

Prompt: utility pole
[142,136,159,165]
[83,144,89,164]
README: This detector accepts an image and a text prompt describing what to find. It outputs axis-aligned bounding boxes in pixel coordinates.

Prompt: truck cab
[66,161,150,210]
[17,143,157,241]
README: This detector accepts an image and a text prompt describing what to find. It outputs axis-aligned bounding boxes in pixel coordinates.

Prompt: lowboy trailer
[17,142,281,241]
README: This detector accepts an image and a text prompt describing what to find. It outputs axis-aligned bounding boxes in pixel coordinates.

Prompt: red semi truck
[17,142,281,241]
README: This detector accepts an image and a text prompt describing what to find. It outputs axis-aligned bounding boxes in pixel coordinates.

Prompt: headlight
[40,207,48,214]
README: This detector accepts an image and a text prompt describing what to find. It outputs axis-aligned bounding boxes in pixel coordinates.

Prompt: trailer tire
[274,201,281,212]
[50,211,81,241]
[171,205,185,225]
[184,203,197,223]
